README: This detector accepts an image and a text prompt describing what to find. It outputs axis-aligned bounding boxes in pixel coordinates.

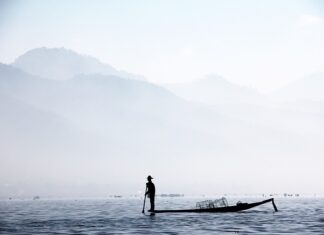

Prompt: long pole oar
[271,198,278,212]
[142,187,147,213]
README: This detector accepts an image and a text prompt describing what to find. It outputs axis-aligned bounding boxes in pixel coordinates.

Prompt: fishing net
[196,197,228,209]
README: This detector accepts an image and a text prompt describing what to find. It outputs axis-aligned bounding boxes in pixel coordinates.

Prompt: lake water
[1,197,324,234]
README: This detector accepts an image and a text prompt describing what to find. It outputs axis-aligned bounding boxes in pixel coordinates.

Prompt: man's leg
[150,196,155,211]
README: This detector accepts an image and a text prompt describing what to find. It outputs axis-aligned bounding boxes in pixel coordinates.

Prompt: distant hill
[0,63,304,154]
[0,62,226,196]
[0,63,223,150]
[12,47,146,81]
[164,74,263,105]
[0,91,76,146]
[270,72,324,102]
[1,49,324,197]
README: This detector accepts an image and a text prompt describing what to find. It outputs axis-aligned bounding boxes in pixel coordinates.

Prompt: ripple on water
[1,198,324,234]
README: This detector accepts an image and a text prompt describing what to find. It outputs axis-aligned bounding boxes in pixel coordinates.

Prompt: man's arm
[145,184,148,195]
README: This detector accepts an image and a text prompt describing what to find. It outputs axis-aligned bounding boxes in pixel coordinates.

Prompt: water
[1,197,324,234]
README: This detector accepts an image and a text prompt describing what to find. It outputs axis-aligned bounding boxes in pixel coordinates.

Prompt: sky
[0,0,324,92]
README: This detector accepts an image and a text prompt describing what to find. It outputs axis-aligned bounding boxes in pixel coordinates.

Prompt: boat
[152,198,278,213]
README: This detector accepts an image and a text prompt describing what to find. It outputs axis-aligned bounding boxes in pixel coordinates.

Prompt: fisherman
[145,175,155,212]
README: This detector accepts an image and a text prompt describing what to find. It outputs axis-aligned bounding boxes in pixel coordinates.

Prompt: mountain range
[1,47,323,197]
[270,72,324,102]
[13,47,146,81]
[164,74,264,105]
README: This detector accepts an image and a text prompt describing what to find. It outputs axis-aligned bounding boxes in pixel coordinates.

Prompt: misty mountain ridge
[270,72,324,102]
[164,74,264,105]
[1,62,302,152]
[0,63,223,145]
[1,48,324,197]
[13,47,146,81]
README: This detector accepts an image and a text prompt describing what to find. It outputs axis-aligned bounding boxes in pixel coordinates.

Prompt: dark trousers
[150,195,155,211]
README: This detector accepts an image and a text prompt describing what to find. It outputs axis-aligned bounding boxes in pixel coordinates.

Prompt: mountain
[2,63,303,157]
[0,63,224,196]
[270,72,324,102]
[12,47,146,81]
[0,63,225,153]
[164,74,263,105]
[2,49,324,196]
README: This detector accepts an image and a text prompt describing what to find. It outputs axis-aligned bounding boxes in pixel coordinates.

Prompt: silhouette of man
[145,175,155,212]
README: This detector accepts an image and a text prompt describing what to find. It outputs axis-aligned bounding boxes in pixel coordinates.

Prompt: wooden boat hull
[153,198,277,213]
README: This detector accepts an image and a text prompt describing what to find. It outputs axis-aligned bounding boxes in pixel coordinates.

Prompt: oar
[272,198,278,212]
[142,187,147,213]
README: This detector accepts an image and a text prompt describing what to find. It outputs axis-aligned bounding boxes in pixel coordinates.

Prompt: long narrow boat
[152,198,278,213]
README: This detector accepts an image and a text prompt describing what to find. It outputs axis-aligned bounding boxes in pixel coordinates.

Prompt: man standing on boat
[145,175,155,212]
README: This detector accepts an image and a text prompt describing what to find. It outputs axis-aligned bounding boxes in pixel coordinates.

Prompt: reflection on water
[1,198,324,234]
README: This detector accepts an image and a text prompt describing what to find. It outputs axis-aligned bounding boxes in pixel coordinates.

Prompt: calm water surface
[1,197,324,234]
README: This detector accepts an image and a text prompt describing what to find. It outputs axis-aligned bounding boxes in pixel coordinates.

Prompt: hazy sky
[1,0,324,92]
